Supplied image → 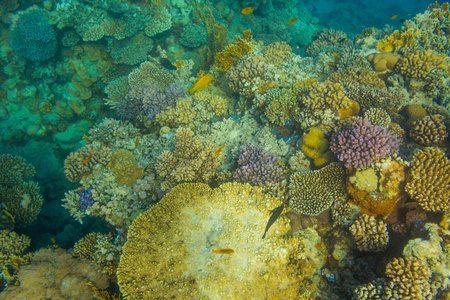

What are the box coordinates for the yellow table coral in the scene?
[118,182,311,299]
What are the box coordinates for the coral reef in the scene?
[0,230,32,287]
[180,23,207,48]
[74,232,119,275]
[106,33,153,65]
[405,148,450,212]
[305,29,352,57]
[253,88,299,126]
[288,163,347,216]
[363,108,391,128]
[0,154,43,228]
[409,114,448,146]
[214,31,253,71]
[396,49,448,81]
[108,150,144,186]
[155,127,221,191]
[10,6,56,61]
[330,118,399,168]
[0,248,109,299]
[233,144,285,186]
[366,52,401,73]
[349,214,389,252]
[118,182,310,299]
[385,257,433,299]
[300,127,333,167]
[226,56,268,99]
[64,144,112,182]
[128,61,175,91]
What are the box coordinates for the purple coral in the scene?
[116,83,186,120]
[78,188,94,210]
[143,83,187,118]
[330,118,399,168]
[233,144,285,186]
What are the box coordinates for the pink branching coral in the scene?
[330,118,399,168]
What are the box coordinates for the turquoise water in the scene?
[0,0,449,299]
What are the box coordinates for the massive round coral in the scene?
[118,182,307,299]
[330,118,399,168]
[10,7,56,61]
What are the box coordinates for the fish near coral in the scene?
[241,7,254,15]
[214,145,225,156]
[212,248,234,254]
[189,74,214,94]
[262,204,284,239]
[287,18,298,24]
[81,154,93,164]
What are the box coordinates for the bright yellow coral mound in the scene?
[117,182,307,299]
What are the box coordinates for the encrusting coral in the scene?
[349,214,389,252]
[107,150,144,186]
[155,127,221,191]
[0,248,109,299]
[117,182,309,299]
[405,147,450,212]
[288,162,347,216]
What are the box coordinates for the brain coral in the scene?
[288,162,347,216]
[118,182,307,299]
[10,7,56,61]
[330,118,399,168]
[155,127,221,191]
[405,147,450,212]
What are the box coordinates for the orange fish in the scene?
[287,18,298,24]
[82,135,91,144]
[212,248,234,254]
[135,135,140,148]
[391,15,398,20]
[241,7,254,15]
[51,238,56,244]
[189,74,214,94]
[81,153,93,164]
[214,145,225,156]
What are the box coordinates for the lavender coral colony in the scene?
[4,0,450,299]
[330,118,399,168]
[233,144,285,186]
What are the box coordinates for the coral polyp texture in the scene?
[349,214,389,252]
[330,118,399,168]
[385,257,433,299]
[155,127,221,191]
[288,162,347,216]
[233,144,285,186]
[10,6,56,61]
[405,148,450,212]
[117,182,307,299]
[409,114,448,146]
[0,230,32,287]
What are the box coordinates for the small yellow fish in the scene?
[51,238,56,244]
[391,15,398,20]
[81,153,93,164]
[214,145,225,156]
[241,7,254,15]
[82,135,91,144]
[287,18,298,24]
[212,248,234,254]
[189,74,214,94]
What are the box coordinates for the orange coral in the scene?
[214,32,253,71]
[108,150,144,186]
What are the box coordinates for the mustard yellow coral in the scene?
[155,127,221,191]
[376,29,419,53]
[214,32,253,71]
[405,148,450,212]
[108,150,144,186]
[396,49,448,81]
[117,182,306,299]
